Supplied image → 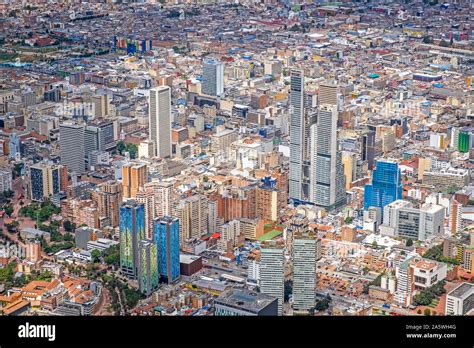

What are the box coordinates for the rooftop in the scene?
[214,288,277,313]
[448,282,474,299]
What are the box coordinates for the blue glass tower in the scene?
[120,201,145,279]
[364,161,402,213]
[154,216,180,284]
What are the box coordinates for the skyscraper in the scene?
[138,239,159,296]
[149,86,172,159]
[449,200,462,235]
[361,130,376,170]
[260,242,285,316]
[91,180,122,228]
[364,160,403,213]
[122,162,147,199]
[59,123,85,174]
[136,187,155,240]
[309,103,346,210]
[29,162,62,202]
[289,69,306,202]
[147,181,173,218]
[202,59,224,97]
[120,201,145,279]
[288,70,317,201]
[293,231,317,312]
[174,194,208,245]
[154,216,180,284]
[85,125,105,158]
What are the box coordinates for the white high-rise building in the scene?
[138,140,155,159]
[0,170,12,193]
[208,200,218,234]
[149,86,171,159]
[380,200,445,241]
[293,232,317,312]
[151,181,173,218]
[260,243,285,316]
[59,123,85,174]
[247,258,261,286]
[202,59,224,97]
[218,219,241,252]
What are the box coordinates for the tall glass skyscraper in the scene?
[364,160,403,213]
[154,216,180,284]
[120,201,145,279]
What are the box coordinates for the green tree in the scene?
[422,36,433,44]
[417,309,422,314]
[424,308,431,316]
[117,141,126,155]
[126,143,138,159]
[446,184,459,194]
[344,216,353,224]
[4,204,14,217]
[63,220,75,232]
[439,40,449,47]
[315,295,332,311]
[91,249,101,263]
[406,239,413,247]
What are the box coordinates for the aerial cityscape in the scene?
[0,0,474,318]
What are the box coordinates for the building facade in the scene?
[154,216,180,284]
[149,86,172,158]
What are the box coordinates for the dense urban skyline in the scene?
[0,0,473,318]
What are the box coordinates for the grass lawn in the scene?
[257,229,283,241]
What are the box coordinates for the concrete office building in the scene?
[149,86,172,158]
[59,123,86,174]
[445,283,474,315]
[75,227,95,250]
[0,169,12,193]
[29,162,63,202]
[293,231,317,312]
[214,289,278,316]
[202,59,224,97]
[260,242,285,316]
[380,200,444,241]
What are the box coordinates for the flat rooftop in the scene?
[448,283,474,299]
[214,289,276,313]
